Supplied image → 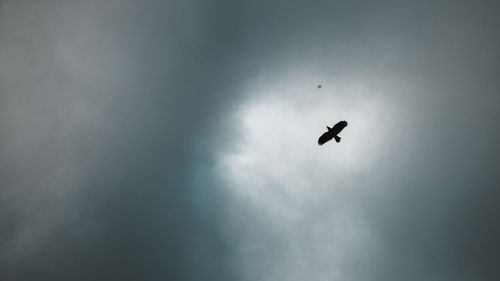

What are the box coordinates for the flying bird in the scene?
[318,120,348,145]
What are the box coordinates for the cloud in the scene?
[1,0,499,281]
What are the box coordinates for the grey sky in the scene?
[1,0,499,280]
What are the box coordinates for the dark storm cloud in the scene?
[0,1,327,279]
[0,1,246,279]
[1,0,499,281]
[356,3,500,280]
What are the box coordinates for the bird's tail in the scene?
[334,136,341,143]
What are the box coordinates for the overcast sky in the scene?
[1,0,499,280]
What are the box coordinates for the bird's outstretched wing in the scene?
[318,131,333,145]
[332,120,348,133]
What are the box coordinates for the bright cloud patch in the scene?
[217,74,401,281]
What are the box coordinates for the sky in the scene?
[1,0,499,280]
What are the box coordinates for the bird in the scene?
[317,85,322,89]
[318,120,348,145]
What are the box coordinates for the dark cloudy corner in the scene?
[1,0,500,280]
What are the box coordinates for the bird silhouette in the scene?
[318,120,348,145]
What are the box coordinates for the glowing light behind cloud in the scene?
[217,70,406,280]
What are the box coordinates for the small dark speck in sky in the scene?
[317,85,322,89]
